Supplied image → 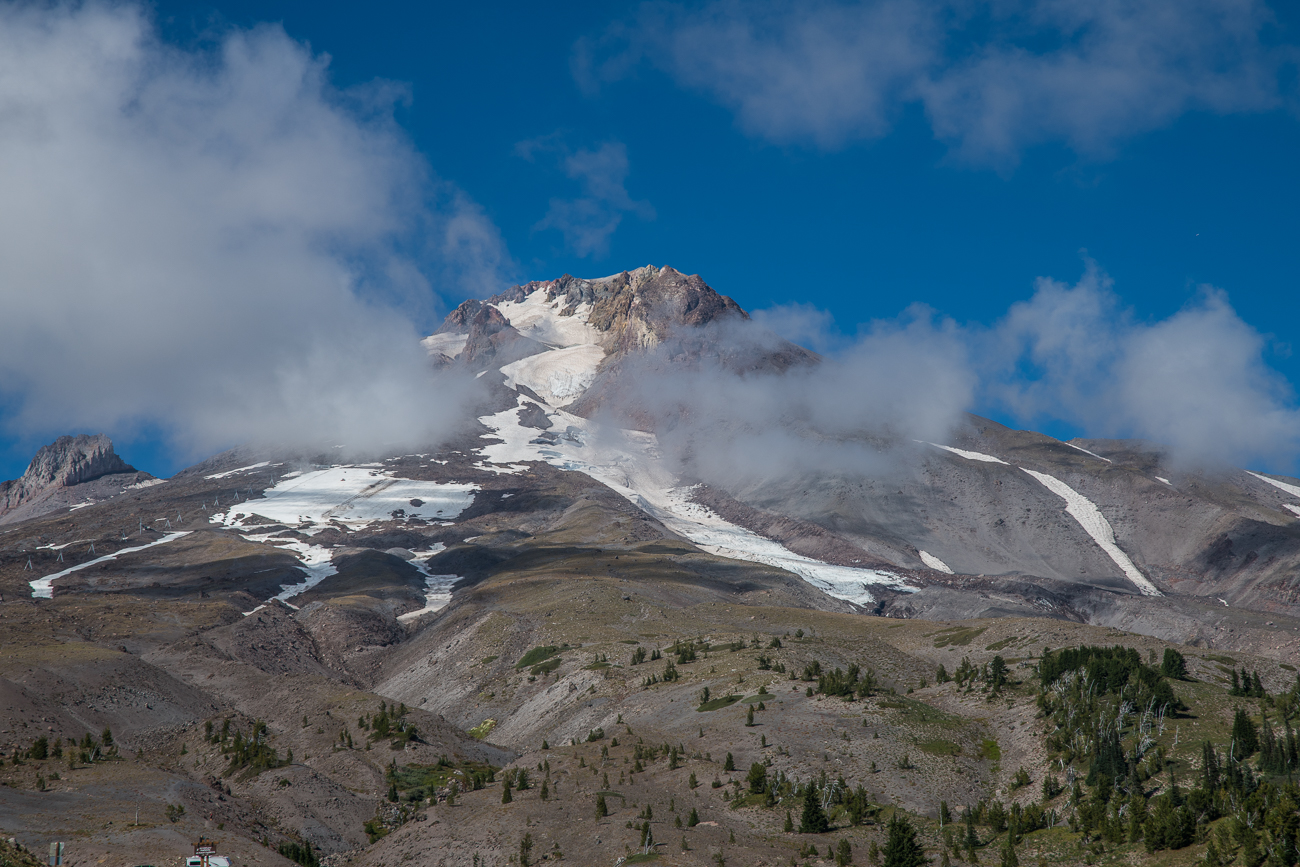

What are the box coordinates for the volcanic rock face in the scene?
[0,434,147,523]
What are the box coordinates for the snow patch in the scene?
[1156,477,1172,486]
[1020,468,1160,597]
[29,532,191,598]
[1285,504,1300,518]
[127,478,167,490]
[478,396,912,605]
[919,550,954,574]
[925,443,1008,465]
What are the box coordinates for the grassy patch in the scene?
[697,695,742,712]
[388,759,498,795]
[985,636,1018,652]
[481,655,498,665]
[1201,653,1237,666]
[468,719,497,740]
[933,627,986,648]
[979,738,1001,761]
[1281,663,1296,672]
[531,658,562,676]
[584,662,611,670]
[918,738,963,756]
[741,693,775,704]
[620,639,640,645]
[516,646,560,668]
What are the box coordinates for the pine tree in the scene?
[836,838,853,866]
[785,810,794,832]
[1000,837,1018,867]
[882,814,926,867]
[501,776,512,804]
[596,793,608,818]
[724,752,736,772]
[800,783,831,833]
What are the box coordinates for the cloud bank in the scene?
[0,3,509,464]
[603,262,1300,482]
[576,0,1296,165]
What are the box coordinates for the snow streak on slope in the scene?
[925,443,1008,464]
[29,532,191,598]
[398,546,456,623]
[1020,468,1160,596]
[479,396,912,605]
[1064,442,1112,462]
[1242,470,1300,504]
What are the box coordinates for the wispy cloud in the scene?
[0,3,506,463]
[517,136,655,257]
[577,0,1296,165]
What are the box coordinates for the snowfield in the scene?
[1020,468,1160,596]
[210,467,477,530]
[478,395,912,605]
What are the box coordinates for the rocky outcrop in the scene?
[0,434,146,522]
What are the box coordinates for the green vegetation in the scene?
[697,694,742,712]
[210,718,288,777]
[917,738,962,757]
[386,757,498,803]
[468,719,497,740]
[801,660,878,700]
[516,645,561,669]
[933,626,986,647]
[277,842,319,867]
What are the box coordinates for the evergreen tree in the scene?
[836,838,854,866]
[501,776,513,804]
[999,837,1018,867]
[724,752,736,772]
[800,784,831,833]
[1232,708,1260,757]
[882,814,926,867]
[1160,648,1187,679]
[595,792,607,818]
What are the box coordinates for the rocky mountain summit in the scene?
[0,433,152,525]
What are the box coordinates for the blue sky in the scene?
[1,0,1298,480]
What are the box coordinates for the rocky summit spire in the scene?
[0,434,137,518]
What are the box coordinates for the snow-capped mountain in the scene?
[425,265,1300,623]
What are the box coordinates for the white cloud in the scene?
[580,0,1295,164]
[987,264,1300,468]
[0,3,507,463]
[517,136,655,257]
